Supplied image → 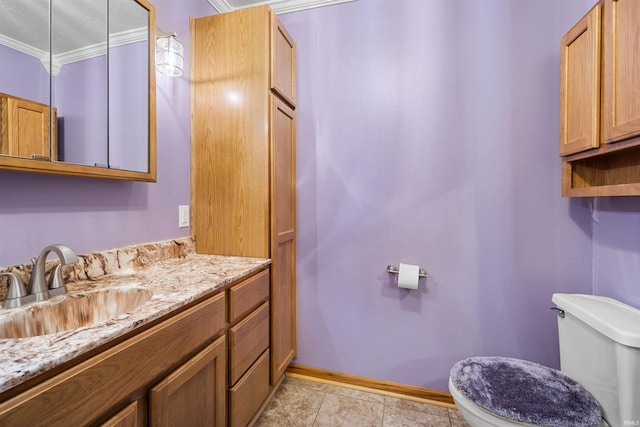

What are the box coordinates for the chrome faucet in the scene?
[1,244,79,309]
[29,244,79,301]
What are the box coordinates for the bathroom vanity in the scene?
[0,239,273,426]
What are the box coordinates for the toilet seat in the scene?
[449,357,601,427]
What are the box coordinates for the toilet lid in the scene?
[450,357,601,427]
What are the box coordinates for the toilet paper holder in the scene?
[386,264,428,278]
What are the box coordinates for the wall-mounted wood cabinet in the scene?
[191,5,297,386]
[0,93,57,161]
[560,0,640,196]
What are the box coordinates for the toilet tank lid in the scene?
[552,293,640,348]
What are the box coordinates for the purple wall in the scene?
[280,0,595,391]
[592,198,640,308]
[52,41,149,170]
[54,55,109,166]
[110,41,149,172]
[0,45,49,105]
[0,0,215,267]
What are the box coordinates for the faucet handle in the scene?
[1,272,34,309]
[48,265,67,297]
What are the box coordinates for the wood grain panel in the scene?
[0,94,53,160]
[603,0,640,143]
[229,302,270,385]
[270,96,297,384]
[559,4,601,156]
[150,336,226,427]
[191,7,271,258]
[271,14,296,108]
[0,293,225,426]
[228,269,270,323]
[229,350,270,427]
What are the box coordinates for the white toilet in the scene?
[449,293,640,427]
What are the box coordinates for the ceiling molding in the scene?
[207,0,356,14]
[1,27,147,76]
[55,27,147,66]
[0,33,46,62]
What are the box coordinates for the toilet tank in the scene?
[552,294,640,427]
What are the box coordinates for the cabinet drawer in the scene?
[228,269,269,324]
[229,350,270,427]
[228,302,269,385]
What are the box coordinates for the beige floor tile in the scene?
[323,384,387,404]
[284,375,330,392]
[384,396,450,418]
[383,406,451,427]
[313,393,384,427]
[254,382,325,427]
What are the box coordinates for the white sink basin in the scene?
[0,287,153,339]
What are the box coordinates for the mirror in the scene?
[0,0,156,181]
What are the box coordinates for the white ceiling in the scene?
[207,0,357,14]
[0,0,147,73]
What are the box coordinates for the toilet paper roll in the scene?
[398,263,419,290]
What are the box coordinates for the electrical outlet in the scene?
[178,205,190,228]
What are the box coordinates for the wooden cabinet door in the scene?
[271,14,296,108]
[149,336,227,427]
[603,0,640,143]
[559,4,601,156]
[270,96,296,384]
[0,95,54,159]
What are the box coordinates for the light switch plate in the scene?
[178,205,190,228]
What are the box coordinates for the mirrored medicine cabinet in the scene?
[0,0,156,181]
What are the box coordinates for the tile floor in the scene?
[254,374,471,427]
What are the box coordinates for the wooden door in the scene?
[271,14,296,108]
[603,0,640,143]
[1,94,54,159]
[559,4,601,156]
[270,96,296,384]
[190,9,271,258]
[149,336,226,427]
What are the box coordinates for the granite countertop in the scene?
[0,238,270,394]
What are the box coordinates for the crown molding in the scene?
[55,27,147,66]
[207,0,356,14]
[0,33,47,61]
[0,27,147,76]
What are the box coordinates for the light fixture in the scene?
[156,33,184,77]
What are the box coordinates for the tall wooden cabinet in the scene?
[560,0,640,196]
[191,5,297,386]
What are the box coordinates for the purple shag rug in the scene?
[450,357,601,427]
